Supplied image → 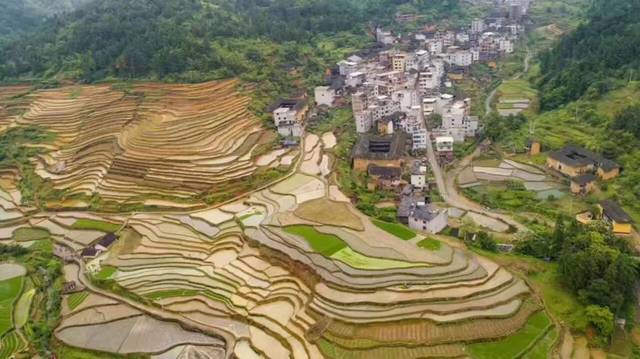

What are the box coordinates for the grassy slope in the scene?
[503,83,640,222]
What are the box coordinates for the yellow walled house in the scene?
[599,200,633,235]
[570,174,597,194]
[597,159,621,180]
[547,145,620,180]
[547,145,596,177]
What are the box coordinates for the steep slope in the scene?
[538,0,640,109]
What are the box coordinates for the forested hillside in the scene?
[0,0,91,42]
[538,0,640,109]
[0,0,465,82]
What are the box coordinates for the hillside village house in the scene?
[570,174,597,194]
[547,145,620,180]
[271,99,307,138]
[599,200,633,235]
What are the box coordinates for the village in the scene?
[269,0,634,240]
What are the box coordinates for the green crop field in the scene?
[13,286,34,328]
[523,327,558,359]
[0,276,24,336]
[71,219,121,233]
[468,311,551,359]
[11,228,50,242]
[418,238,441,251]
[93,266,117,280]
[284,225,347,256]
[67,291,89,311]
[372,220,416,240]
[0,330,25,359]
[331,247,425,270]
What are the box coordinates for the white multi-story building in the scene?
[499,39,514,54]
[471,19,485,34]
[354,110,373,133]
[273,107,303,137]
[412,129,428,151]
[435,136,454,152]
[426,39,443,55]
[448,48,473,67]
[411,164,428,188]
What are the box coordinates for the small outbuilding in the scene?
[570,174,597,194]
[599,200,633,235]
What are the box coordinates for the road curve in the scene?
[425,135,526,232]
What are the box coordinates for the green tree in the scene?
[585,305,614,342]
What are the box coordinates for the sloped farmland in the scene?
[0,80,277,206]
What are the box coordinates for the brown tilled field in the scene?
[0,80,275,205]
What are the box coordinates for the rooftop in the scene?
[548,145,601,167]
[411,204,442,221]
[368,165,402,178]
[600,200,632,224]
[353,132,406,161]
[571,174,597,185]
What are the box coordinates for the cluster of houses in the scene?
[546,145,633,235]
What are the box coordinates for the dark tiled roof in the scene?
[410,204,441,221]
[81,247,99,257]
[600,159,620,172]
[571,174,597,185]
[548,145,601,167]
[97,233,117,248]
[601,200,632,224]
[368,166,401,178]
[353,132,406,161]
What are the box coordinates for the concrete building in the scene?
[408,204,448,234]
[410,164,428,189]
[435,136,454,152]
[392,53,407,72]
[272,99,307,138]
[412,129,428,151]
[471,19,485,34]
[314,86,335,107]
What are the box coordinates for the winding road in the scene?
[424,136,526,232]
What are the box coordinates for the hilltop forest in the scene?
[538,0,640,109]
[0,0,468,83]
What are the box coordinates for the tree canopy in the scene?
[538,0,640,109]
[0,0,464,82]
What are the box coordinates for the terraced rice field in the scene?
[0,80,281,206]
[0,266,24,336]
[469,311,552,359]
[0,122,543,357]
[372,219,417,240]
